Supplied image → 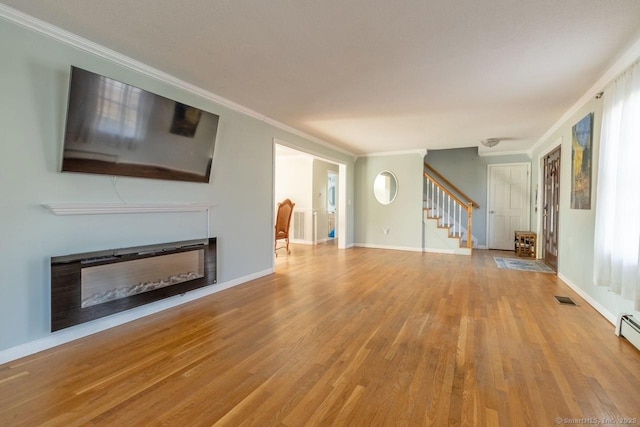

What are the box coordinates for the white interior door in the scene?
[488,163,531,250]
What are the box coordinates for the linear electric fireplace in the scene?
[51,238,216,331]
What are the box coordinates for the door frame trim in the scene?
[536,137,562,261]
[486,162,532,250]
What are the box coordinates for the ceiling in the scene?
[3,1,640,156]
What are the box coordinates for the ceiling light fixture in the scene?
[480,138,501,147]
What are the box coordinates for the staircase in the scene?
[423,162,479,255]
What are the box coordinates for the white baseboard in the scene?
[557,273,616,325]
[422,248,455,254]
[290,239,314,245]
[354,243,423,252]
[290,238,333,245]
[0,268,273,365]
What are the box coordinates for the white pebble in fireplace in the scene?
[81,250,205,308]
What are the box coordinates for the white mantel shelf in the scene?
[42,203,213,216]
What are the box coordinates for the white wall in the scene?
[274,154,314,242]
[275,155,313,211]
[0,17,354,352]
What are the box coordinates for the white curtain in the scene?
[593,59,640,310]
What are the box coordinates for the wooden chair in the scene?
[275,199,295,256]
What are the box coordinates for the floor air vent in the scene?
[555,296,578,306]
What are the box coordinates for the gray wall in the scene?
[425,147,530,247]
[530,94,640,322]
[355,154,424,250]
[0,19,354,351]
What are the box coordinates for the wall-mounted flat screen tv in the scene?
[62,66,219,183]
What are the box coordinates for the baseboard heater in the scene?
[616,314,640,352]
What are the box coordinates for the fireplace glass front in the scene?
[81,249,205,308]
[51,238,217,331]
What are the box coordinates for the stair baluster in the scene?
[423,163,479,251]
[441,188,445,226]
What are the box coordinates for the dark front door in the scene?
[543,146,561,271]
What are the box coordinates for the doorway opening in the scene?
[273,140,347,267]
[327,171,338,240]
[539,144,561,271]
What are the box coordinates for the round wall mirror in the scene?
[373,171,398,205]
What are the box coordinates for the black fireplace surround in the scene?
[51,238,217,331]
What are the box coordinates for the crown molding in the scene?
[477,148,531,158]
[356,148,427,159]
[42,203,213,215]
[0,4,354,159]
[527,35,640,157]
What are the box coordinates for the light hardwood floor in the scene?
[1,244,639,426]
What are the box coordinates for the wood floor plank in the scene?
[0,244,639,426]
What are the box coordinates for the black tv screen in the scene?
[62,67,219,183]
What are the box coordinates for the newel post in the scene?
[467,202,473,249]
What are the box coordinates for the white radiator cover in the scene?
[616,314,640,352]
[293,211,305,240]
[292,210,318,243]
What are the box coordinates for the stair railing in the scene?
[424,163,479,249]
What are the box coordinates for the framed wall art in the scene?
[571,112,593,209]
